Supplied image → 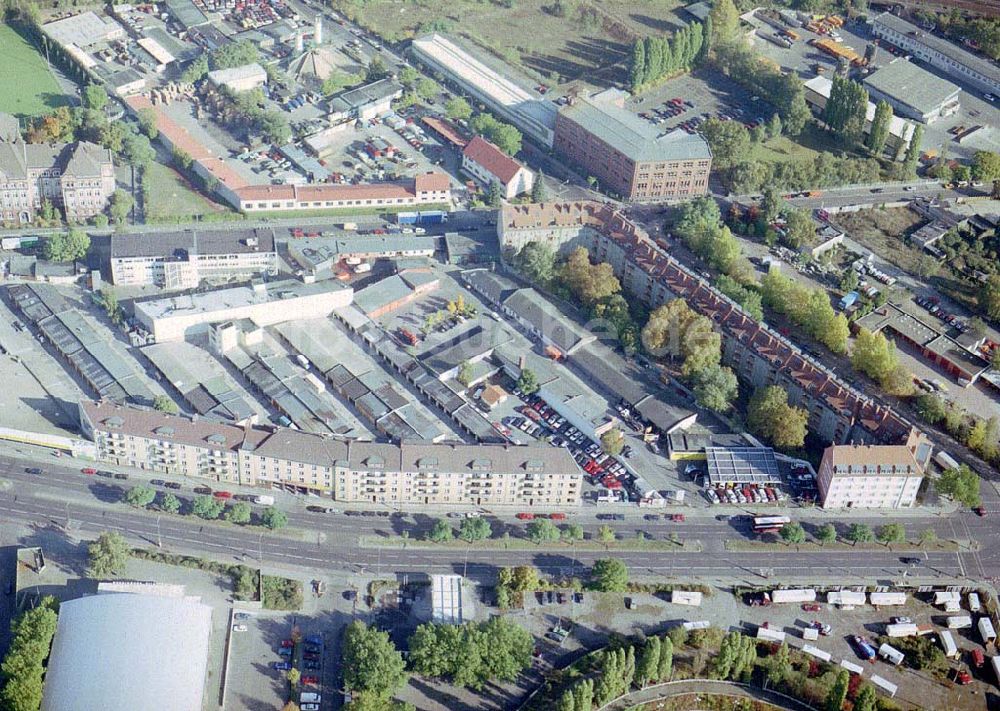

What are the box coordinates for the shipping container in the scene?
[840,659,865,675]
[771,589,816,603]
[802,644,832,662]
[969,593,982,612]
[940,630,960,659]
[828,590,866,606]
[885,623,919,638]
[871,674,897,697]
[979,617,997,644]
[934,451,960,470]
[869,592,907,606]
[992,655,1000,686]
[757,626,786,642]
[947,616,974,629]
[682,620,711,631]
[935,591,961,606]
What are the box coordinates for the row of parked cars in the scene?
[914,294,972,335]
[705,483,787,505]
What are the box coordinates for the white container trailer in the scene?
[869,592,907,606]
[757,626,786,642]
[992,656,1000,685]
[879,643,905,666]
[771,589,816,603]
[885,623,919,638]
[672,591,703,606]
[939,630,960,659]
[969,593,982,613]
[947,616,974,629]
[945,600,962,613]
[682,620,711,631]
[802,627,820,641]
[828,590,866,606]
[871,674,898,698]
[979,617,997,644]
[802,644,832,662]
[934,591,961,605]
[934,451,959,470]
[840,660,865,675]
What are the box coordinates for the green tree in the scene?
[637,636,661,687]
[43,228,90,262]
[746,386,808,449]
[398,66,419,87]
[936,464,981,507]
[700,117,750,169]
[560,247,621,306]
[136,107,159,139]
[854,684,878,711]
[491,123,523,156]
[98,287,123,326]
[457,360,474,386]
[526,519,561,544]
[530,171,546,202]
[160,492,181,514]
[512,241,556,285]
[978,274,1000,320]
[903,124,924,175]
[877,523,906,545]
[0,602,59,711]
[444,96,472,122]
[458,516,491,543]
[407,618,532,690]
[572,678,594,711]
[919,527,938,545]
[629,39,647,90]
[866,100,893,155]
[82,83,108,111]
[690,363,738,412]
[817,523,837,545]
[709,0,739,45]
[123,485,155,508]
[515,368,540,396]
[416,78,439,101]
[846,523,874,544]
[210,39,259,70]
[591,558,628,591]
[598,524,616,543]
[342,621,408,698]
[366,55,389,82]
[561,523,584,543]
[87,531,130,578]
[427,518,453,542]
[485,181,502,207]
[193,495,224,520]
[657,635,674,681]
[768,641,791,684]
[558,690,574,711]
[780,522,806,544]
[181,55,209,83]
[152,395,178,414]
[851,327,898,383]
[260,507,288,530]
[972,150,1000,182]
[782,208,816,249]
[225,502,252,524]
[600,427,625,456]
[825,669,850,711]
[915,392,947,424]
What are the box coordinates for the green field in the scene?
[333,0,685,86]
[143,161,231,223]
[0,24,70,118]
[748,123,852,167]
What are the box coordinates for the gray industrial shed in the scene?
[42,593,213,711]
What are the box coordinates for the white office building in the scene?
[817,435,926,509]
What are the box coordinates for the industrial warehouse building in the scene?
[862,59,961,124]
[42,591,213,711]
[803,76,915,154]
[872,13,1000,97]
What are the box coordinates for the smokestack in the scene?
[295,31,303,54]
[314,16,322,45]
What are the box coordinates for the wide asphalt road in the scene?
[0,452,991,587]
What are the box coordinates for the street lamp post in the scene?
[156,515,162,548]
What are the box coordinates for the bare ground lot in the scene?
[332,0,685,85]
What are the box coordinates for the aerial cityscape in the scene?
[0,0,998,708]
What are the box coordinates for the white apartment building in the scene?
[110,228,278,289]
[461,136,534,200]
[79,400,582,506]
[872,13,1000,97]
[817,436,926,509]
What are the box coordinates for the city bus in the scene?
[752,515,791,534]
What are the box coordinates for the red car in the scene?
[549,512,566,520]
[801,603,821,612]
[81,467,97,475]
[279,639,294,648]
[213,491,233,500]
[516,512,535,520]
[301,675,319,685]
[671,514,685,522]
[954,669,972,685]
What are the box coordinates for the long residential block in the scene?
[79,400,582,505]
[499,202,915,445]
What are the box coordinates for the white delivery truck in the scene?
[947,616,973,629]
[969,593,982,613]
[879,643,905,666]
[771,589,816,604]
[979,617,997,644]
[939,630,960,659]
[254,495,275,505]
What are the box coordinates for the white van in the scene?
[300,692,322,703]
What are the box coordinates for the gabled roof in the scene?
[462,135,524,185]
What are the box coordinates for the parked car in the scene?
[113,473,128,480]
[516,512,535,520]
[802,603,821,612]
[82,468,98,476]
[25,467,43,475]
[890,616,912,625]
[232,624,247,632]
[271,661,291,671]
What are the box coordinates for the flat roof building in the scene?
[817,432,928,509]
[328,78,403,122]
[42,11,126,48]
[554,90,711,202]
[803,76,915,154]
[872,12,1000,97]
[207,63,268,93]
[134,278,353,342]
[411,34,558,147]
[42,592,212,711]
[863,59,961,124]
[80,399,582,505]
[110,227,278,289]
[705,447,781,486]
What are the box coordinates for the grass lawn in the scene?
[748,124,856,168]
[143,161,230,222]
[332,0,684,85]
[0,24,70,119]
